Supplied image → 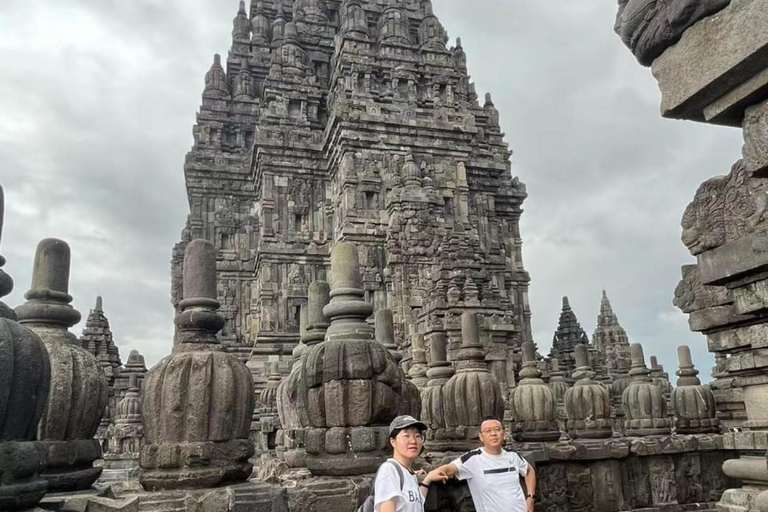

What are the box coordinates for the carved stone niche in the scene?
[15,238,108,493]
[622,344,672,436]
[0,185,52,511]
[140,240,255,491]
[565,344,612,439]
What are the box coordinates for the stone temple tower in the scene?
[172,0,531,387]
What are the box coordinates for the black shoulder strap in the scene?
[386,459,405,491]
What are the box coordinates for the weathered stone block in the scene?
[699,229,768,285]
[324,428,348,455]
[651,0,768,125]
[744,98,768,177]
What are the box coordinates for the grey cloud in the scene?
[0,0,745,376]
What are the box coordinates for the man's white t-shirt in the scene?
[451,447,530,512]
[374,458,424,512]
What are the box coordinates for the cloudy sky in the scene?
[0,0,743,378]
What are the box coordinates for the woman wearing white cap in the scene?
[374,415,449,512]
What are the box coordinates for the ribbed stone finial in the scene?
[0,185,13,312]
[95,296,103,313]
[16,238,81,329]
[511,341,559,442]
[328,242,362,291]
[519,341,540,379]
[629,343,649,377]
[182,239,217,301]
[294,303,309,360]
[305,280,330,345]
[140,239,254,490]
[175,239,224,345]
[29,238,72,296]
[622,343,671,436]
[461,311,480,347]
[375,309,401,362]
[430,332,448,365]
[676,345,701,386]
[457,312,485,371]
[574,344,589,369]
[650,355,659,368]
[565,344,611,439]
[671,345,718,434]
[15,238,107,492]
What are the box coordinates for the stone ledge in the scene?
[651,0,768,126]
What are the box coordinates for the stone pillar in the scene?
[547,357,569,422]
[375,309,401,363]
[0,185,52,511]
[511,342,560,442]
[671,345,719,434]
[375,309,420,416]
[255,361,282,454]
[622,344,671,436]
[140,239,255,491]
[408,334,429,388]
[422,333,455,450]
[278,288,330,469]
[290,243,417,476]
[16,238,108,492]
[565,344,612,439]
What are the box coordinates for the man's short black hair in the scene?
[480,416,504,428]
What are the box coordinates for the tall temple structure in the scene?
[172,0,532,385]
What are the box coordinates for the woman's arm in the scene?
[379,499,397,512]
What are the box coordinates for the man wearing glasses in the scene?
[431,416,536,512]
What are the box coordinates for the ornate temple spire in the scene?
[232,0,251,42]
[293,0,328,24]
[340,0,369,39]
[592,290,631,373]
[251,2,271,46]
[80,296,122,381]
[550,296,589,379]
[204,54,230,97]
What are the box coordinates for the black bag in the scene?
[358,460,405,512]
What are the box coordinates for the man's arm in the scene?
[419,464,456,498]
[525,465,536,512]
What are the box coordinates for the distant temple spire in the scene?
[80,296,121,378]
[592,290,631,373]
[549,296,589,379]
